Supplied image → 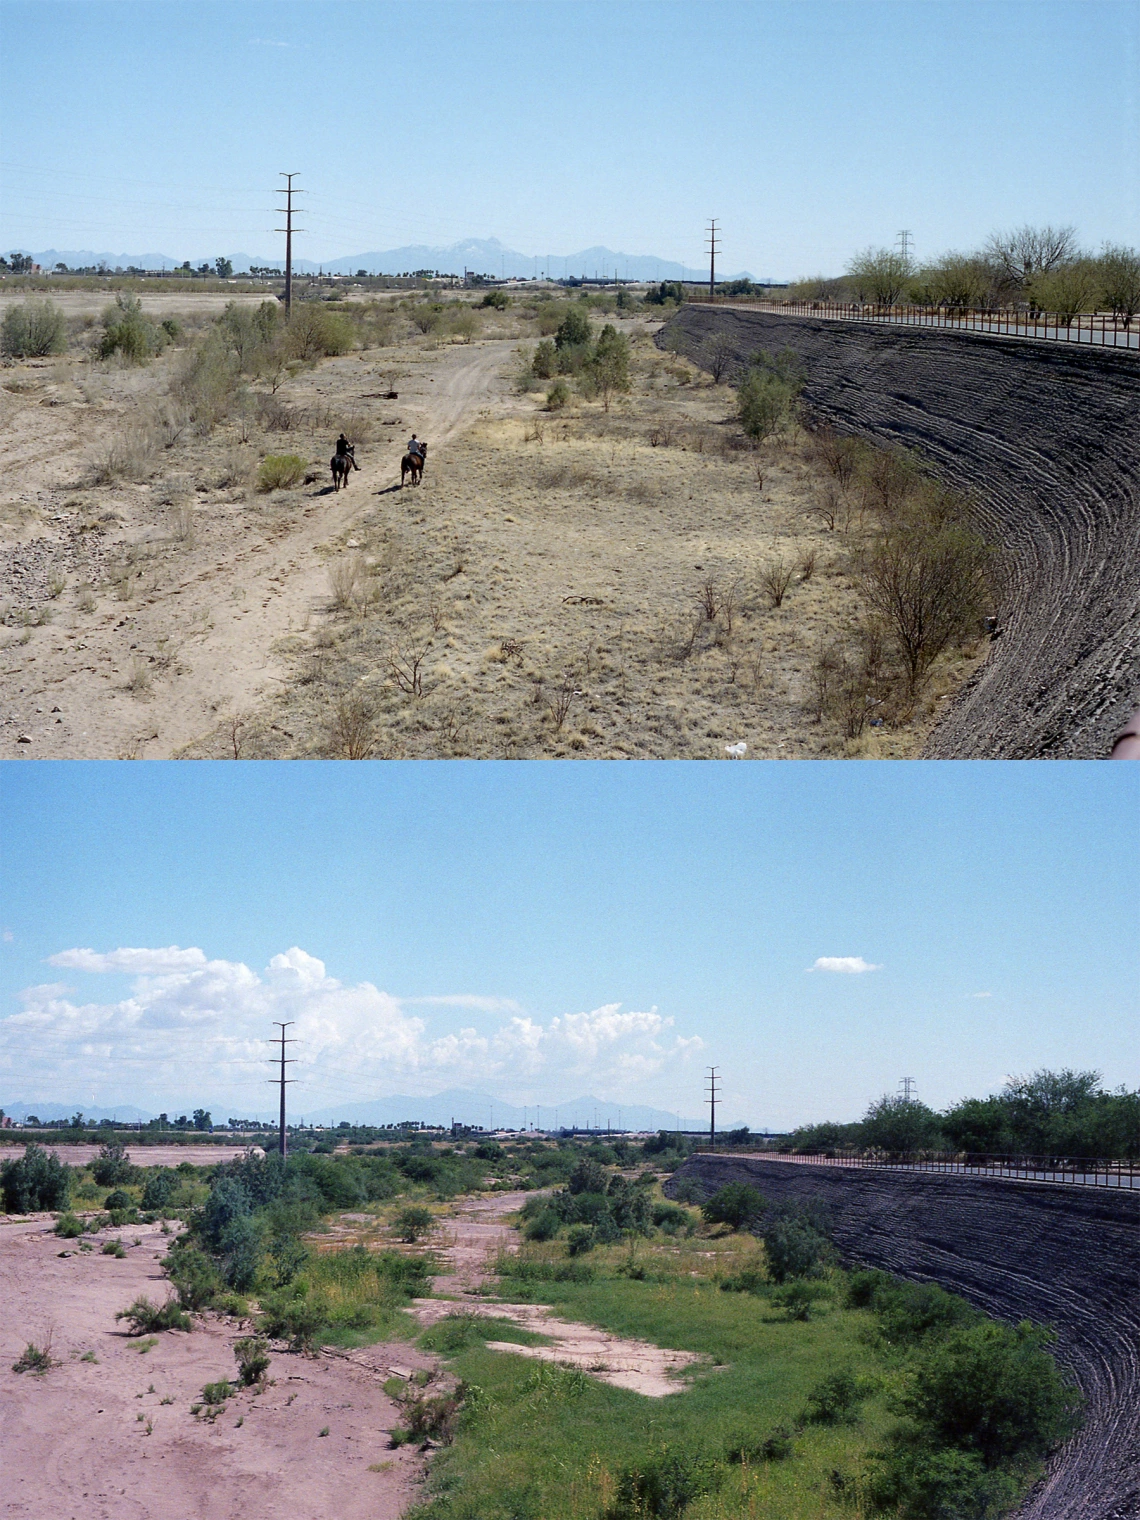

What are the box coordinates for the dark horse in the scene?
[401,442,428,487]
[330,444,359,491]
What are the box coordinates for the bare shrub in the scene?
[329,554,370,613]
[46,571,66,600]
[91,424,159,485]
[702,332,737,383]
[256,394,295,432]
[125,657,152,694]
[326,693,378,759]
[216,450,254,490]
[387,636,431,697]
[799,549,817,582]
[524,417,546,444]
[171,503,196,543]
[172,333,241,434]
[694,577,720,622]
[759,558,794,608]
[77,584,96,613]
[547,671,578,731]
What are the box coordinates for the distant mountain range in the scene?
[2,1088,758,1133]
[15,237,767,284]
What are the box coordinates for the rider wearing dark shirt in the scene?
[335,433,350,456]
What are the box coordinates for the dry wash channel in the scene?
[660,308,1140,758]
[669,1154,1140,1520]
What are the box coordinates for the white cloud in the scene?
[808,956,881,974]
[972,991,993,998]
[404,995,524,1014]
[1,945,700,1108]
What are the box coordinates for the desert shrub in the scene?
[12,1341,54,1374]
[774,1280,824,1320]
[555,307,591,349]
[866,1440,1020,1520]
[607,1446,722,1519]
[257,453,307,491]
[201,1378,232,1405]
[545,379,570,409]
[1,298,67,357]
[234,1335,270,1385]
[102,1239,126,1257]
[861,1276,982,1347]
[91,1140,136,1186]
[99,294,168,362]
[499,1252,596,1284]
[761,1205,834,1283]
[419,1312,488,1355]
[480,288,510,309]
[393,1205,435,1242]
[102,1188,133,1212]
[651,1202,690,1235]
[524,1208,561,1242]
[286,304,354,360]
[531,337,557,378]
[803,1369,867,1424]
[141,1170,179,1211]
[701,1182,767,1231]
[164,1245,224,1309]
[258,1289,325,1350]
[568,1158,608,1195]
[400,1391,463,1445]
[589,323,632,410]
[116,1295,191,1334]
[566,1223,597,1255]
[719,1268,767,1295]
[54,1212,85,1238]
[645,281,686,306]
[219,1214,261,1290]
[173,331,242,431]
[2,1143,71,1213]
[737,348,804,443]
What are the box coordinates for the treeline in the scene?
[790,1069,1140,1160]
[784,224,1140,325]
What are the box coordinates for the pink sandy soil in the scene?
[0,1214,430,1520]
[0,1144,259,1169]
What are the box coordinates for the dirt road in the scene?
[0,1214,426,1520]
[661,308,1140,758]
[3,340,514,758]
[672,1155,1140,1520]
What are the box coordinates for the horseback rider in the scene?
[407,433,424,459]
[335,432,351,457]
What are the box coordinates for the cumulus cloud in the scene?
[808,956,881,974]
[1,945,701,1108]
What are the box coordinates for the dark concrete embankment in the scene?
[669,1155,1140,1519]
[658,308,1140,758]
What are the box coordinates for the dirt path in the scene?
[404,1192,707,1397]
[3,340,514,758]
[0,1214,426,1520]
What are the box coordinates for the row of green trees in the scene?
[786,225,1140,325]
[790,1069,1140,1159]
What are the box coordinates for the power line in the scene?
[267,1022,298,1156]
[706,1065,721,1149]
[275,173,304,317]
[706,219,720,300]
[899,1076,918,1103]
[896,229,914,264]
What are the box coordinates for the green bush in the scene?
[116,1295,192,1334]
[12,1341,54,1374]
[201,1377,232,1405]
[803,1369,867,1424]
[2,1143,71,1212]
[480,289,510,309]
[761,1207,834,1283]
[774,1280,821,1320]
[393,1205,435,1242]
[141,1170,179,1211]
[1,298,67,357]
[566,1223,596,1256]
[531,338,557,379]
[101,1239,126,1258]
[701,1183,767,1231]
[234,1335,270,1385]
[419,1312,487,1355]
[867,1437,1021,1520]
[102,1188,133,1212]
[164,1245,223,1310]
[54,1213,84,1238]
[726,1426,794,1463]
[555,307,592,349]
[99,294,168,363]
[257,453,307,492]
[545,379,570,410]
[92,1140,136,1186]
[607,1446,722,1519]
[719,1268,767,1296]
[524,1208,561,1242]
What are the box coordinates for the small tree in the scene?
[215,257,233,279]
[1028,260,1100,326]
[701,1183,767,1231]
[590,324,631,411]
[984,224,1079,290]
[92,1139,134,1186]
[862,1094,943,1154]
[1,1143,71,1213]
[846,248,912,305]
[554,307,591,349]
[1097,244,1140,326]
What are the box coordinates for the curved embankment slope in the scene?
[669,1155,1140,1520]
[658,308,1140,758]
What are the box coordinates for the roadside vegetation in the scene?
[786,1068,1140,1160]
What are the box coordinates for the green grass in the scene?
[413,1238,897,1520]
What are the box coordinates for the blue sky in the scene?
[2,0,1136,276]
[1,762,1135,1127]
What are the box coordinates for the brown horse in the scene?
[400,442,428,486]
[331,445,359,491]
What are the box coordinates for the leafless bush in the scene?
[216,450,254,490]
[547,671,578,731]
[125,656,152,694]
[46,571,66,600]
[759,558,794,608]
[255,394,296,432]
[538,461,600,490]
[694,577,720,623]
[647,423,675,448]
[813,426,866,492]
[387,636,431,696]
[702,333,737,383]
[524,418,546,444]
[77,584,96,613]
[799,549,817,582]
[329,554,370,613]
[171,503,196,544]
[326,692,378,758]
[812,624,893,737]
[91,424,159,485]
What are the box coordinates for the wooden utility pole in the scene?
[706,1066,721,1148]
[276,174,302,317]
[268,1021,297,1156]
[707,219,720,301]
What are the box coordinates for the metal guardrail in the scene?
[683,295,1140,352]
[690,1148,1139,1190]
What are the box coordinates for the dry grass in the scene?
[196,334,986,758]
